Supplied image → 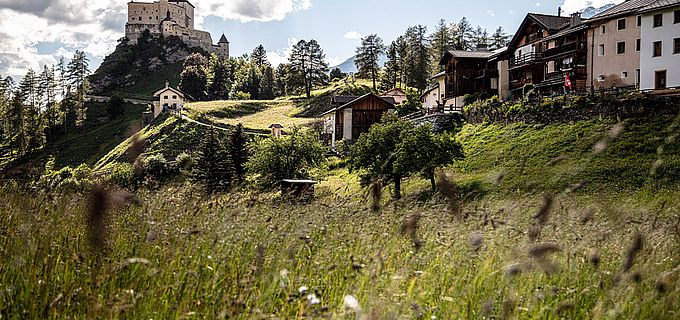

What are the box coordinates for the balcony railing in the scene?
[545,66,587,81]
[509,53,544,68]
[544,41,587,58]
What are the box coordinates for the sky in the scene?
[0,0,624,80]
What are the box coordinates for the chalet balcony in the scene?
[544,41,587,58]
[509,53,544,69]
[544,66,587,81]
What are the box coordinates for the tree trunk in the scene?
[430,173,437,192]
[394,175,402,200]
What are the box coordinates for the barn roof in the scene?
[322,93,396,116]
[269,124,284,129]
[332,95,396,105]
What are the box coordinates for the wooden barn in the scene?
[322,93,397,147]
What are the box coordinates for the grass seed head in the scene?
[87,185,110,251]
[588,248,601,267]
[370,179,382,213]
[529,242,562,259]
[622,231,643,273]
[469,231,484,252]
[533,194,553,225]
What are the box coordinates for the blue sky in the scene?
[0,0,622,79]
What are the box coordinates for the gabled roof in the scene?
[382,88,406,96]
[332,95,396,105]
[431,71,446,80]
[507,13,570,49]
[639,0,680,14]
[588,0,657,22]
[439,50,495,65]
[153,86,191,100]
[322,93,396,116]
[269,124,284,129]
[218,34,229,44]
[542,24,589,41]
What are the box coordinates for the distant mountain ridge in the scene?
[330,53,388,74]
[581,3,617,18]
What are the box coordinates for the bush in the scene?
[247,129,326,189]
[142,154,175,182]
[233,91,251,100]
[36,163,93,192]
[107,162,138,188]
[107,95,126,119]
[176,152,195,173]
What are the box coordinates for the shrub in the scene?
[247,128,326,189]
[142,154,175,182]
[192,129,234,193]
[233,91,251,100]
[175,152,195,173]
[107,162,137,188]
[36,163,93,192]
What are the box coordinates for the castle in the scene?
[125,0,229,59]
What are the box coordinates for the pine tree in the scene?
[66,51,90,127]
[456,17,475,50]
[354,34,385,91]
[289,39,329,97]
[404,25,430,92]
[250,45,270,67]
[394,36,408,88]
[380,42,399,91]
[179,53,209,101]
[228,123,249,183]
[209,57,232,99]
[430,19,454,73]
[274,63,291,97]
[472,26,490,50]
[19,69,44,151]
[259,65,275,100]
[192,128,234,193]
[56,57,67,98]
[491,26,510,50]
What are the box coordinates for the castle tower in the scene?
[159,0,169,19]
[217,34,230,59]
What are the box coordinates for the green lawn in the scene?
[184,100,316,131]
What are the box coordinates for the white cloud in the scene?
[561,0,624,14]
[326,56,344,68]
[343,31,363,40]
[267,37,299,67]
[0,1,126,77]
[195,0,312,25]
[535,2,542,7]
[487,10,496,17]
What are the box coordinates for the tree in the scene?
[107,95,125,119]
[380,42,399,91]
[430,19,455,73]
[259,65,275,100]
[330,68,345,81]
[473,26,490,50]
[491,26,510,50]
[355,34,385,91]
[456,17,475,51]
[208,55,232,100]
[192,128,234,193]
[288,39,329,97]
[404,25,430,92]
[66,51,90,127]
[348,114,414,199]
[246,128,325,189]
[228,123,249,183]
[233,62,261,100]
[395,88,422,116]
[19,69,45,151]
[179,53,209,101]
[394,126,463,191]
[274,63,291,97]
[250,45,270,67]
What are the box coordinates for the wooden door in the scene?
[655,70,667,90]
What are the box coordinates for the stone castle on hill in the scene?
[125,0,229,59]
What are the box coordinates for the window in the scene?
[653,41,663,57]
[674,38,680,54]
[621,71,628,78]
[637,15,642,27]
[653,14,663,27]
[172,95,177,99]
[600,25,606,34]
[164,96,169,100]
[617,41,626,54]
[598,75,606,82]
[636,39,641,52]
[675,10,680,24]
[618,18,626,30]
[598,44,605,56]
[636,69,640,86]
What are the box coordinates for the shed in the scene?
[321,93,396,147]
[269,124,284,138]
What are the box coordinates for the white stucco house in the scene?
[152,81,189,118]
[639,0,680,91]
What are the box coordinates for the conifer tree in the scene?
[228,123,249,183]
[259,65,275,100]
[209,57,232,99]
[491,26,510,50]
[192,128,234,193]
[19,69,44,151]
[250,45,270,67]
[289,39,329,97]
[430,19,455,73]
[380,42,399,91]
[66,51,90,127]
[354,34,385,91]
[179,53,209,101]
[456,17,475,50]
[404,25,430,92]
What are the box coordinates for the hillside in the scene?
[89,35,206,99]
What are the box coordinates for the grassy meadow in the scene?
[2,111,680,319]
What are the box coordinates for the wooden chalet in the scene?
[322,93,397,147]
[504,13,571,95]
[439,50,499,109]
[539,13,589,93]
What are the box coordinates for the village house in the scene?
[322,93,397,147]
[152,81,189,118]
[639,0,680,92]
[538,13,589,93]
[126,0,230,59]
[500,13,571,98]
[586,0,656,91]
[438,50,500,110]
[381,88,408,105]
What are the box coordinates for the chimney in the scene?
[558,7,562,17]
[570,12,582,27]
[165,80,169,88]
